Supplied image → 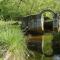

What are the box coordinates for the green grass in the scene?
[0,21,27,60]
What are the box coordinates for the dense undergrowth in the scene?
[0,21,27,60]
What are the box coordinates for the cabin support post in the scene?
[41,14,44,32]
[58,14,60,32]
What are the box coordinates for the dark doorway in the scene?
[40,9,56,33]
[43,12,53,32]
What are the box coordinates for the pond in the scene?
[28,51,60,60]
[27,33,60,60]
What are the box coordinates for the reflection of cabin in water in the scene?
[22,9,60,35]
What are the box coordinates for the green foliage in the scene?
[0,21,27,60]
[0,0,60,20]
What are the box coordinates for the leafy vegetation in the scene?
[0,21,27,60]
[0,0,60,20]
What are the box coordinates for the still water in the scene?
[28,51,60,60]
[28,33,60,60]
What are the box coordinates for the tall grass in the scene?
[0,21,27,60]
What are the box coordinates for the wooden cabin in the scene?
[22,10,60,34]
[22,14,44,35]
[21,9,60,52]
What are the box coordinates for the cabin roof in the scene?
[21,9,57,21]
[22,13,41,21]
[22,13,41,18]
